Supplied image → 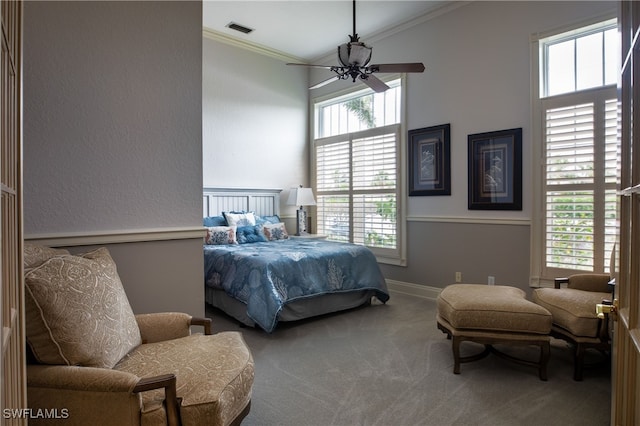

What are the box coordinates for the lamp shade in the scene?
[338,42,372,67]
[287,187,316,207]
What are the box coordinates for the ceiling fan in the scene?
[287,0,425,93]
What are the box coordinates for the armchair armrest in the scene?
[554,277,568,289]
[28,365,182,426]
[28,364,140,392]
[190,317,213,335]
[136,312,193,343]
[136,313,213,343]
[133,374,180,426]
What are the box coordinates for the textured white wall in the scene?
[23,1,205,316]
[24,1,203,235]
[202,37,309,218]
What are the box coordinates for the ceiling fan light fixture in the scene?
[350,43,372,67]
[338,42,372,67]
[286,0,424,93]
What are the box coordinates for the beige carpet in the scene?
[208,291,610,426]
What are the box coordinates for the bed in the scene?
[203,188,390,332]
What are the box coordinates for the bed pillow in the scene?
[223,211,256,227]
[236,225,268,244]
[256,214,281,225]
[24,248,141,368]
[263,222,289,241]
[205,226,238,245]
[203,215,227,227]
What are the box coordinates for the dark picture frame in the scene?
[467,128,522,210]
[408,123,451,196]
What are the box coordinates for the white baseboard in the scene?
[386,279,442,300]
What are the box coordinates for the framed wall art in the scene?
[467,127,522,210]
[408,123,451,196]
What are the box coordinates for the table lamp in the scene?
[287,186,316,235]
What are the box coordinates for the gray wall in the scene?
[23,1,205,315]
[311,1,616,294]
[22,1,617,315]
[379,221,531,295]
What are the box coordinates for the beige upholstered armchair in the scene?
[24,244,254,426]
[532,273,614,381]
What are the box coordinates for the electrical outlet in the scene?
[455,272,462,283]
[488,276,495,285]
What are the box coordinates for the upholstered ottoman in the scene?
[436,284,553,380]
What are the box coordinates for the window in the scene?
[542,23,618,97]
[534,19,618,280]
[313,79,404,264]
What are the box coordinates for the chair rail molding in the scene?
[25,226,206,247]
[406,215,531,226]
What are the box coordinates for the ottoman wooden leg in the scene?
[452,336,492,374]
[452,336,461,374]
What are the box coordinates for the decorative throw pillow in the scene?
[23,243,70,270]
[203,215,227,227]
[24,248,141,368]
[236,225,268,244]
[205,226,238,245]
[223,211,256,227]
[263,222,289,241]
[256,214,281,225]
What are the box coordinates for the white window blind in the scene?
[315,125,400,257]
[313,77,404,264]
[543,92,618,273]
[532,19,620,283]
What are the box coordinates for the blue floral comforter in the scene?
[204,239,389,332]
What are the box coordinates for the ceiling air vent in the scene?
[226,22,254,34]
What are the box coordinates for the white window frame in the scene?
[530,15,618,287]
[310,75,407,266]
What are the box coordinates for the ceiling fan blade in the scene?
[287,63,334,70]
[369,63,426,73]
[309,75,340,90]
[362,74,390,93]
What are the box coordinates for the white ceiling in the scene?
[203,1,452,63]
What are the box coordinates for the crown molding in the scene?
[310,1,472,64]
[203,28,307,64]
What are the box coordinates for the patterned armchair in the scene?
[24,244,254,426]
[532,273,614,381]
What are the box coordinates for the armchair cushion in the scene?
[115,332,254,426]
[532,288,610,338]
[25,248,141,368]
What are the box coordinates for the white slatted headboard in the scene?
[203,188,282,218]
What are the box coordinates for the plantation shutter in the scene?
[543,89,617,274]
[316,139,351,240]
[352,131,397,248]
[315,125,400,256]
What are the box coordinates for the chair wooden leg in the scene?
[539,342,550,381]
[574,343,586,381]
